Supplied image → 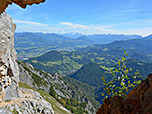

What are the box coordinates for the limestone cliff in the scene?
[0,0,45,13]
[96,74,152,114]
[0,88,55,114]
[0,0,45,102]
[0,11,19,100]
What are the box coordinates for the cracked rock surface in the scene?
[0,11,19,101]
[0,88,55,114]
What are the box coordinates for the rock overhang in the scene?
[0,0,45,13]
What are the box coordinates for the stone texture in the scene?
[0,0,45,13]
[0,88,55,114]
[0,0,45,102]
[0,11,19,101]
[96,74,152,114]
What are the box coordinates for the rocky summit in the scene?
[96,74,152,114]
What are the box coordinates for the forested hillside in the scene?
[15,32,142,60]
[25,34,152,75]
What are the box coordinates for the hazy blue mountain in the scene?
[61,32,83,38]
[77,34,142,44]
[14,32,142,60]
[15,32,92,60]
[23,34,152,105]
[25,34,152,75]
[77,34,152,63]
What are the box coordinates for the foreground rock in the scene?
[0,11,19,101]
[0,0,45,13]
[96,74,152,114]
[0,88,54,114]
[0,0,45,101]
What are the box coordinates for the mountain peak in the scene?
[69,62,107,87]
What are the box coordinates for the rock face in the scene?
[0,88,55,114]
[0,11,19,101]
[18,62,96,114]
[0,0,45,101]
[0,0,45,13]
[96,74,152,114]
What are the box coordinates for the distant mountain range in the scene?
[15,32,142,60]
[25,33,152,75]
[24,34,152,105]
[60,32,83,38]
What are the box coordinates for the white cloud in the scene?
[15,22,65,34]
[14,20,152,36]
[117,28,152,37]
[14,20,48,26]
[59,22,89,29]
[59,22,116,34]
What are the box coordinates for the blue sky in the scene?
[7,0,152,36]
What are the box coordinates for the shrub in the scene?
[101,51,142,100]
[49,86,57,98]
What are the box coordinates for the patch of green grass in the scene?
[13,108,18,114]
[103,48,109,51]
[54,60,62,65]
[60,52,69,54]
[19,81,34,90]
[71,55,82,59]
[5,99,11,102]
[96,57,105,61]
[90,58,95,62]
[138,63,144,65]
[31,60,38,63]
[57,97,88,114]
[100,65,114,71]
[130,47,134,49]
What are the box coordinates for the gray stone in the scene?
[0,88,55,114]
[0,11,19,100]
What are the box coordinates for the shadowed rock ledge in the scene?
[0,0,45,13]
[96,74,152,114]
